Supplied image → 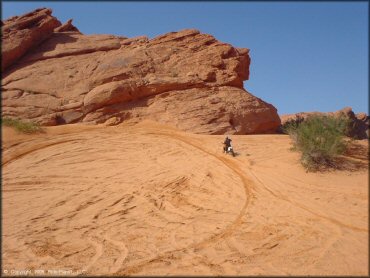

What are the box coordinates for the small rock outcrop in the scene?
[2,8,281,134]
[280,107,369,139]
[54,19,80,33]
[1,8,61,71]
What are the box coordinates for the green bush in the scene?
[1,117,44,134]
[286,115,350,171]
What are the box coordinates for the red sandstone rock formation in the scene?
[1,8,61,71]
[54,19,80,33]
[2,8,281,134]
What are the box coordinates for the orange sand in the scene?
[2,121,368,275]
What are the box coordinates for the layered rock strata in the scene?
[2,8,281,134]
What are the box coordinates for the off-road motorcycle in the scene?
[223,145,235,157]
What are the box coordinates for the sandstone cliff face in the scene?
[2,8,281,134]
[280,107,369,139]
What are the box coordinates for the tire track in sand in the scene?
[2,138,85,167]
[103,233,129,273]
[247,169,367,233]
[166,133,252,249]
[117,130,254,275]
[86,236,104,273]
[3,127,253,275]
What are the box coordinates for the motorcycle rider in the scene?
[223,136,232,153]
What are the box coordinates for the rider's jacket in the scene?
[224,138,232,147]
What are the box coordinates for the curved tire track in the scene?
[117,130,254,275]
[2,137,85,167]
[4,127,250,275]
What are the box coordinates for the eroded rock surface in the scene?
[2,8,281,134]
[1,8,61,71]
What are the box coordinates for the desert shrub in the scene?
[1,117,44,134]
[286,115,350,171]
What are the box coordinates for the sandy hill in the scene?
[2,7,368,277]
[2,121,368,275]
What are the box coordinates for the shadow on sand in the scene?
[319,141,369,172]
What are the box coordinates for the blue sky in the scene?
[2,1,368,115]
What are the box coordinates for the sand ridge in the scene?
[2,121,368,275]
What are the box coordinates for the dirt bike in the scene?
[223,145,235,157]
